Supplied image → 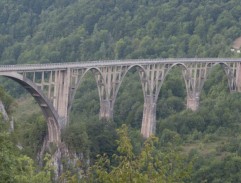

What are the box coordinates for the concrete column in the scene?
[93,66,128,121]
[141,96,156,138]
[138,64,168,138]
[187,94,200,111]
[53,69,71,128]
[236,62,241,92]
[183,63,209,111]
[99,100,113,120]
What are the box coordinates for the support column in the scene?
[235,62,241,92]
[99,100,113,120]
[93,66,128,121]
[139,64,169,138]
[141,96,156,138]
[53,69,71,128]
[223,62,239,92]
[187,94,200,111]
[183,63,209,111]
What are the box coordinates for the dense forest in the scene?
[1,0,241,182]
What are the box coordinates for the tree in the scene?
[84,125,192,183]
[0,125,53,183]
[0,132,16,183]
[14,155,53,183]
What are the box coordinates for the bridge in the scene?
[1,58,241,144]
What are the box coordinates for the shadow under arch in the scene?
[155,63,188,103]
[68,67,106,117]
[156,63,187,119]
[113,64,145,128]
[114,64,148,100]
[207,62,236,92]
[0,72,60,143]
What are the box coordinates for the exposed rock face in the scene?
[39,135,86,180]
[38,136,64,178]
[0,100,9,121]
[0,99,14,132]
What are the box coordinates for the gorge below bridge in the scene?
[1,58,241,145]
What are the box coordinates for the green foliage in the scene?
[15,113,47,158]
[86,120,118,160]
[62,122,89,155]
[84,125,192,183]
[0,86,15,114]
[0,126,53,183]
[193,155,241,182]
[0,131,16,183]
[14,154,53,183]
[1,0,241,64]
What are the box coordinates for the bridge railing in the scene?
[1,58,241,72]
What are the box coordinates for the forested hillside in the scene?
[1,0,241,182]
[1,0,241,64]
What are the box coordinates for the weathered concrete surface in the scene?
[99,100,113,120]
[187,95,199,111]
[236,62,241,92]
[141,96,156,138]
[53,69,71,128]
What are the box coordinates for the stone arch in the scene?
[0,72,60,143]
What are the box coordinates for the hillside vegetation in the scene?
[0,0,241,182]
[1,0,241,64]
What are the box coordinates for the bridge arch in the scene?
[113,65,146,127]
[115,64,147,99]
[68,67,106,114]
[0,72,60,143]
[207,62,236,92]
[68,64,148,122]
[155,63,187,103]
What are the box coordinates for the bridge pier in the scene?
[183,63,209,111]
[99,99,113,120]
[93,66,128,121]
[53,69,71,128]
[141,96,156,138]
[236,63,241,92]
[187,94,200,111]
[139,64,168,138]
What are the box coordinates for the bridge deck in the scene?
[1,58,241,71]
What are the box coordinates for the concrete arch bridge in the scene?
[1,58,241,144]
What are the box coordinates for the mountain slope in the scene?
[1,0,241,64]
